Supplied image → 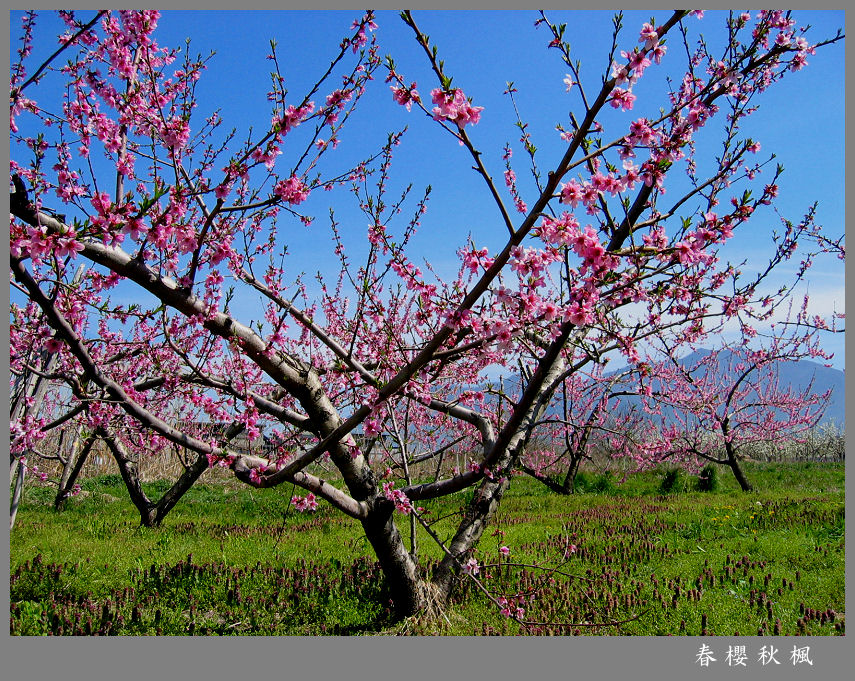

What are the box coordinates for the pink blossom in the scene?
[214,182,233,201]
[639,22,659,48]
[115,153,135,177]
[382,481,414,514]
[391,83,420,110]
[9,93,37,134]
[349,13,377,52]
[624,49,651,75]
[122,218,147,241]
[55,235,85,258]
[674,240,705,265]
[292,492,318,512]
[566,302,593,327]
[775,31,792,47]
[275,102,314,134]
[609,88,635,111]
[462,557,480,575]
[45,337,63,353]
[23,224,51,261]
[274,176,310,205]
[363,416,382,437]
[628,118,656,146]
[251,144,281,171]
[611,60,630,86]
[460,245,493,274]
[325,88,353,109]
[430,88,483,128]
[160,116,190,150]
[650,42,667,64]
[559,180,584,207]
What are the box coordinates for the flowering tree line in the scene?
[10,10,843,619]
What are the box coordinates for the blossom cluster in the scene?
[558,165,641,215]
[274,176,310,205]
[292,492,319,512]
[607,22,668,111]
[348,12,378,53]
[502,146,527,214]
[497,594,528,619]
[383,481,420,514]
[391,82,421,111]
[430,88,483,128]
[462,557,480,575]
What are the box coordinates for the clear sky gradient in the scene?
[10,10,846,367]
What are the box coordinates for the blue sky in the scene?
[11,10,846,367]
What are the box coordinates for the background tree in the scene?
[519,367,642,494]
[620,328,833,491]
[10,10,843,618]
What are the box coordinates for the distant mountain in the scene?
[775,359,844,427]
[479,349,845,430]
[611,349,845,430]
[679,350,844,429]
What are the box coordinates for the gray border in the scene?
[4,2,849,680]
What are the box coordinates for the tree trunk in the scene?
[10,459,25,530]
[431,474,513,602]
[10,346,59,526]
[295,373,426,618]
[723,424,753,492]
[55,431,97,511]
[360,499,427,618]
[150,450,210,523]
[99,426,213,527]
[431,354,569,602]
[521,463,568,494]
[97,428,156,525]
[561,453,583,494]
[728,455,754,492]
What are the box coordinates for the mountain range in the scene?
[613,349,845,430]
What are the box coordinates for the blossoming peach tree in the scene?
[10,10,843,618]
[608,325,836,491]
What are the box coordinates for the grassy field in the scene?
[9,461,845,636]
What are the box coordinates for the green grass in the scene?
[9,461,844,635]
